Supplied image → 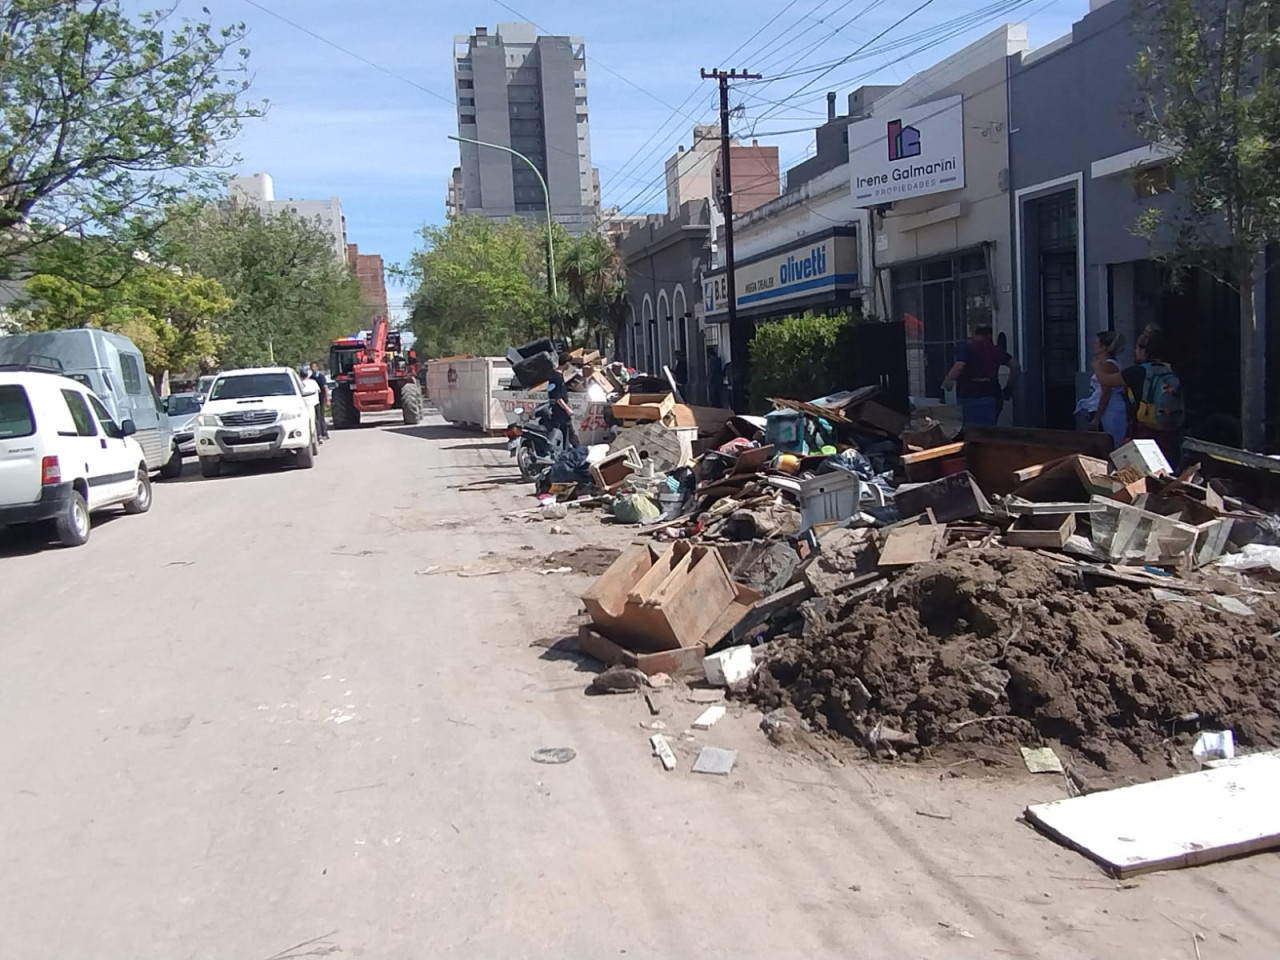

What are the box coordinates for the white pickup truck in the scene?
[195,367,320,478]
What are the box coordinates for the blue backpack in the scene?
[1136,362,1185,432]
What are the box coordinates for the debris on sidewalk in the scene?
[588,665,651,694]
[692,705,727,730]
[703,645,756,687]
[650,734,678,771]
[1020,746,1065,774]
[692,745,737,776]
[531,747,577,765]
[1025,752,1280,877]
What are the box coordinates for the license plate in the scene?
[507,439,519,453]
[241,430,262,439]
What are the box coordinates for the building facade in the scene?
[621,200,714,399]
[229,173,348,263]
[1007,0,1277,440]
[664,125,781,218]
[851,25,1028,412]
[452,23,599,236]
[445,167,465,219]
[345,244,389,324]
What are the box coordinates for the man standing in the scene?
[705,346,724,408]
[546,357,579,449]
[309,361,330,442]
[941,324,1019,427]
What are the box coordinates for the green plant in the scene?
[747,312,849,410]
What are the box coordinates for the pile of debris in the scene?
[559,380,1280,779]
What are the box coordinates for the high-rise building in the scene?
[228,173,348,263]
[345,244,389,323]
[452,23,599,235]
[663,126,780,218]
[445,167,465,219]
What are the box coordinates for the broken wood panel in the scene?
[879,523,947,567]
[1026,753,1280,878]
[964,425,1113,496]
[1005,512,1075,549]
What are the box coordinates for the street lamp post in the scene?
[448,135,557,337]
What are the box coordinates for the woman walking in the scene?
[1076,331,1127,446]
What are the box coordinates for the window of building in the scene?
[1134,164,1175,198]
[458,79,473,89]
[119,354,144,395]
[458,96,474,106]
[577,113,588,123]
[60,389,98,436]
[893,249,992,401]
[460,114,476,125]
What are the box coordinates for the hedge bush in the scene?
[748,312,848,410]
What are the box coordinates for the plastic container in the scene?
[794,471,861,531]
[764,408,806,454]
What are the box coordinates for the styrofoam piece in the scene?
[692,705,727,730]
[1026,752,1280,877]
[650,734,677,771]
[1193,730,1236,762]
[1110,439,1172,478]
[703,645,756,687]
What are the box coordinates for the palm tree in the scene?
[558,232,628,352]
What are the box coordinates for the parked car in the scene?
[163,391,202,456]
[195,367,320,478]
[0,329,182,479]
[0,371,152,547]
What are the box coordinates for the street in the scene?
[2,413,1279,960]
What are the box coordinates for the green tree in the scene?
[558,231,628,350]
[0,1,260,276]
[162,203,363,368]
[20,237,228,378]
[405,215,549,357]
[1133,0,1280,450]
[748,313,849,410]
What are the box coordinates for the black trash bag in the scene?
[817,448,877,481]
[546,445,593,485]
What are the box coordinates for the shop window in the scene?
[893,249,992,401]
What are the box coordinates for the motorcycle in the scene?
[506,402,565,480]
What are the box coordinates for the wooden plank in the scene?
[1007,499,1105,516]
[900,441,965,465]
[879,523,947,567]
[1026,753,1280,878]
[1012,455,1071,484]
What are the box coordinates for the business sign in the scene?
[703,235,858,316]
[848,95,965,207]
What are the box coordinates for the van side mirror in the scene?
[196,394,206,406]
[301,379,320,398]
[120,419,137,437]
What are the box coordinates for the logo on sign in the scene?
[886,118,921,161]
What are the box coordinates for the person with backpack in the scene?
[941,324,1020,427]
[1093,324,1185,462]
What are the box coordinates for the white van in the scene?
[0,329,181,478]
[0,371,152,547]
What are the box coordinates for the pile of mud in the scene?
[751,550,1280,775]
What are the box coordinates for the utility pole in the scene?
[701,68,760,411]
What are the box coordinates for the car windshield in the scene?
[210,373,296,401]
[0,384,35,439]
[167,395,202,416]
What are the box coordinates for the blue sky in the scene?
[198,0,1089,316]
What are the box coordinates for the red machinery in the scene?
[328,316,423,428]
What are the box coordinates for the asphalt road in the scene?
[2,413,1279,959]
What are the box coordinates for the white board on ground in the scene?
[1025,753,1280,877]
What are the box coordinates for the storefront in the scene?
[849,26,1025,408]
[701,230,861,324]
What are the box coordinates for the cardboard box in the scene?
[1111,439,1172,478]
[611,391,675,423]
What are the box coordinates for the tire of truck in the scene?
[296,441,315,469]
[160,446,184,480]
[200,457,222,479]
[400,381,423,425]
[331,384,359,429]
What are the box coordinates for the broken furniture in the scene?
[963,425,1114,496]
[894,470,991,524]
[1089,495,1200,567]
[579,543,760,676]
[590,446,641,493]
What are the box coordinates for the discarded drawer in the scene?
[611,391,674,423]
[1111,438,1172,478]
[577,625,706,677]
[1006,512,1076,549]
[590,446,641,492]
[1088,495,1199,566]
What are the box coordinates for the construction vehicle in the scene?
[327,316,423,429]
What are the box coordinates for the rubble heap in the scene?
[751,548,1280,775]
